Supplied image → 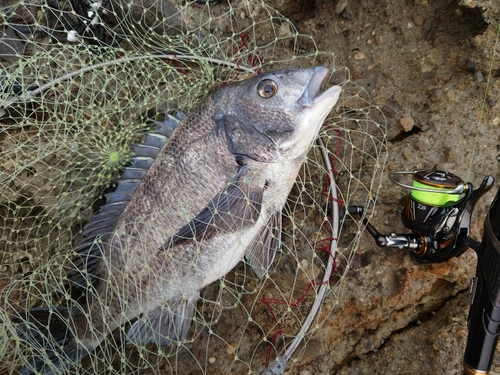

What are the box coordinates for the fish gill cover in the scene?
[0,1,387,374]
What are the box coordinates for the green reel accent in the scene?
[411,180,460,207]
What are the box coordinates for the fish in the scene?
[13,66,342,374]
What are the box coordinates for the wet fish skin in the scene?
[14,66,342,374]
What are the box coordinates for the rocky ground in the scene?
[270,0,500,374]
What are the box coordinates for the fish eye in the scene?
[257,79,278,98]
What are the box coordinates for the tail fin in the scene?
[12,307,87,375]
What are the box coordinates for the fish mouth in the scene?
[298,66,341,108]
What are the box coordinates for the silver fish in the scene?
[14,66,341,374]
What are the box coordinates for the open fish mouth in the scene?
[299,66,341,108]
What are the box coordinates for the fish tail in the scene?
[13,307,88,375]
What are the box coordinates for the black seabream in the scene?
[14,66,342,374]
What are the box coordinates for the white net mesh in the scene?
[0,0,387,374]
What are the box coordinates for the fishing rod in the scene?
[344,169,500,375]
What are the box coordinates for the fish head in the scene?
[213,66,342,162]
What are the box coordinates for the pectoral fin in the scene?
[245,209,282,278]
[171,165,263,244]
[126,295,198,347]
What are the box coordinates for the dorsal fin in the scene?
[68,113,183,294]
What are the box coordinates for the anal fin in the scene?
[245,209,282,278]
[126,295,198,347]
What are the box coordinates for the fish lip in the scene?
[298,66,336,108]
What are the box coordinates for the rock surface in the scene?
[267,0,500,374]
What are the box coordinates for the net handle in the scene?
[0,54,257,116]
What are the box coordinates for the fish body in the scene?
[15,66,341,374]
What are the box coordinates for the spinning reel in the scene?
[347,169,500,375]
[349,169,494,263]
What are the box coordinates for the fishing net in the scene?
[0,0,387,374]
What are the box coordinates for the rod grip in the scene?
[464,187,500,374]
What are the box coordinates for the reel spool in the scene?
[389,170,465,235]
[410,170,463,206]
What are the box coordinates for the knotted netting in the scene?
[0,0,387,374]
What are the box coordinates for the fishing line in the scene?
[466,21,500,183]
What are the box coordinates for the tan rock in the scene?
[413,14,424,26]
[354,51,366,60]
[400,116,415,131]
